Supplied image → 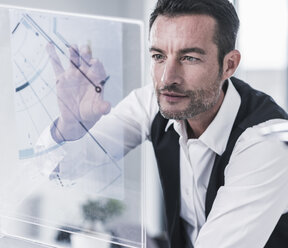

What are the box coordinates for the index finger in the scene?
[46,43,65,77]
[79,45,92,70]
[69,44,80,69]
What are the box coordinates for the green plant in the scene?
[81,198,124,226]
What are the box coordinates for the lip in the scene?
[160,91,188,103]
[162,92,186,97]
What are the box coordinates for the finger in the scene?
[91,96,111,116]
[79,45,92,70]
[86,69,107,93]
[46,43,64,77]
[84,59,106,92]
[89,59,107,80]
[99,101,111,115]
[69,44,80,69]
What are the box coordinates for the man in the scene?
[43,0,288,247]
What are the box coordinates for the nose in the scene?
[160,59,182,86]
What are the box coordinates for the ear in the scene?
[221,49,241,81]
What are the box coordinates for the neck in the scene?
[186,90,225,139]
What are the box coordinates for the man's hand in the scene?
[47,43,111,142]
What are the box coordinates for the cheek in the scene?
[185,66,219,85]
[151,63,163,85]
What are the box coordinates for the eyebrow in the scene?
[179,47,206,55]
[149,46,206,55]
[149,46,164,53]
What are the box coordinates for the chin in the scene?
[159,108,186,120]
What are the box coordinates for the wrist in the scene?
[50,118,86,143]
[50,118,65,143]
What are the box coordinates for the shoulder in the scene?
[114,83,157,112]
[230,77,288,130]
[125,83,159,118]
[226,119,288,179]
[232,119,288,155]
[111,83,159,138]
[225,119,288,186]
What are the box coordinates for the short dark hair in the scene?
[149,0,240,70]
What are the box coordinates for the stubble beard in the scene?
[157,76,223,120]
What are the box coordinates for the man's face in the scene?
[149,14,224,120]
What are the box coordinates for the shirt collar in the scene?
[164,78,241,155]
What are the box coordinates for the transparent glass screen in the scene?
[0,6,144,248]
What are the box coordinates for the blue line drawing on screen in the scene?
[9,9,124,196]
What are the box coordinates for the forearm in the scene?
[36,124,111,181]
[39,84,155,181]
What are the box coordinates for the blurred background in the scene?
[0,0,287,247]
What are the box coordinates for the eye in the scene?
[180,56,200,64]
[151,54,166,63]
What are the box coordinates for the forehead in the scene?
[150,14,217,48]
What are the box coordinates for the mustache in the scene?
[157,84,187,94]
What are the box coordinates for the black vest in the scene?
[151,77,288,248]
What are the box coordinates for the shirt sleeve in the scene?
[35,83,158,180]
[195,119,288,248]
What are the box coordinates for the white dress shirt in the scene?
[37,78,288,248]
[170,78,241,245]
